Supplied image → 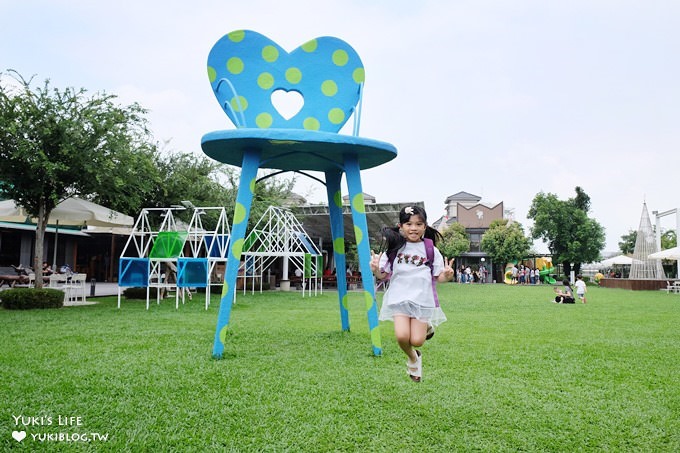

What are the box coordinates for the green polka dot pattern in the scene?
[231,238,244,260]
[370,326,382,349]
[303,117,320,131]
[333,237,345,254]
[208,30,364,132]
[353,225,363,245]
[219,325,229,344]
[363,291,374,310]
[352,193,366,213]
[233,203,247,224]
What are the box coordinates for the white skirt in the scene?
[379,299,447,326]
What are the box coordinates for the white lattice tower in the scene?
[243,206,322,296]
[630,202,665,279]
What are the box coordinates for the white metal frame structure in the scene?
[242,206,322,297]
[182,206,231,308]
[117,206,230,309]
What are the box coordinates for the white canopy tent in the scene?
[648,246,680,280]
[648,246,680,260]
[599,255,634,267]
[0,197,134,268]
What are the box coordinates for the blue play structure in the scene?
[118,206,231,310]
[202,30,397,358]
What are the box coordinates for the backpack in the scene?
[384,238,440,308]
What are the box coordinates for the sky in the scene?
[2,0,679,253]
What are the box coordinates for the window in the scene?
[468,233,481,252]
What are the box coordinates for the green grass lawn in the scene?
[2,284,679,451]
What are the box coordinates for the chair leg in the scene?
[325,170,350,332]
[212,149,261,359]
[345,156,382,356]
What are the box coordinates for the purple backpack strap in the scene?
[423,238,440,308]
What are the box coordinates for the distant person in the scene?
[42,261,53,276]
[575,275,587,303]
[553,279,575,304]
[161,261,192,300]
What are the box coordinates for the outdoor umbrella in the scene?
[647,246,680,260]
[0,198,134,267]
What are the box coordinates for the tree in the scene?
[0,72,160,287]
[143,150,236,229]
[661,230,677,250]
[222,168,296,230]
[480,219,532,270]
[147,150,296,230]
[528,187,605,276]
[563,211,605,274]
[619,230,637,255]
[437,222,470,259]
[620,229,675,256]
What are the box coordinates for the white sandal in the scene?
[407,350,422,382]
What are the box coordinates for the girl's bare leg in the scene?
[394,315,428,362]
[410,318,428,346]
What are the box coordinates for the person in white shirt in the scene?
[574,275,587,303]
[370,206,454,382]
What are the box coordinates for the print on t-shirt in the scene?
[396,253,429,267]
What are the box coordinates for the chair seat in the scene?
[202,129,397,171]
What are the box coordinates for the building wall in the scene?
[457,202,504,229]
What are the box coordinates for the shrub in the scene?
[0,288,64,310]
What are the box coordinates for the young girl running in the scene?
[370,206,454,382]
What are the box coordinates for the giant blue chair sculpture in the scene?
[202,30,397,358]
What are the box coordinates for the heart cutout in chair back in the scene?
[207,30,365,132]
[271,89,304,120]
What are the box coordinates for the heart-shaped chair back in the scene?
[207,30,365,133]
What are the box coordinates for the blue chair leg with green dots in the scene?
[212,149,260,359]
[345,156,382,356]
[325,170,350,332]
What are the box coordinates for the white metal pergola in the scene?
[652,207,680,279]
[241,206,322,297]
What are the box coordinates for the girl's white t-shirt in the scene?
[379,241,445,307]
